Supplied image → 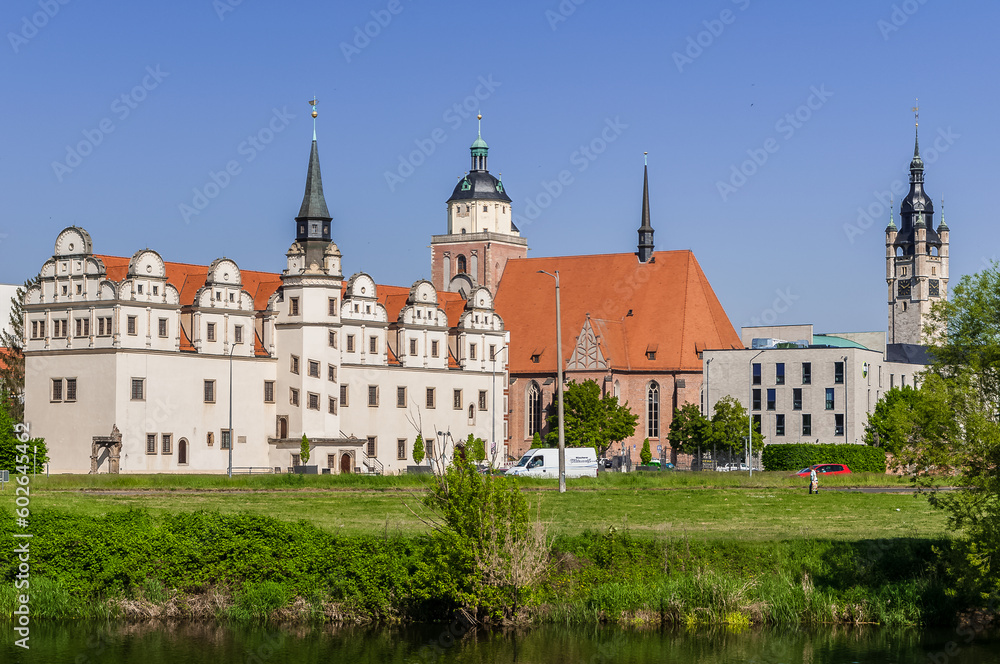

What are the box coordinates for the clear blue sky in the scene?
[2,0,996,334]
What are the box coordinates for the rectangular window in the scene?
[490,344,497,361]
[369,336,378,354]
[308,360,320,378]
[834,362,845,384]
[426,387,436,409]
[65,378,77,402]
[131,378,145,401]
[775,363,785,385]
[752,388,761,411]
[766,388,776,411]
[431,340,439,357]
[410,338,417,356]
[328,365,337,382]
[347,335,355,352]
[75,318,82,337]
[204,380,216,403]
[752,363,761,385]
[127,316,137,335]
[802,362,812,385]
[290,355,300,374]
[146,434,157,455]
[368,385,379,407]
[835,413,845,436]
[53,320,67,338]
[291,453,300,467]
[290,388,300,407]
[453,389,463,409]
[161,434,172,455]
[792,388,802,410]
[206,322,216,342]
[31,320,38,339]
[339,384,348,407]
[290,297,299,316]
[308,393,320,410]
[752,414,762,435]
[39,320,46,338]
[397,438,407,460]
[264,381,275,403]
[775,414,785,436]
[802,414,812,436]
[221,430,232,450]
[234,325,243,344]
[469,343,477,360]
[366,436,377,457]
[328,396,337,415]
[479,390,488,411]
[397,386,407,408]
[329,329,337,348]
[158,318,168,338]
[328,297,338,316]
[825,388,835,410]
[51,379,63,402]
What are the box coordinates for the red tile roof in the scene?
[494,251,741,374]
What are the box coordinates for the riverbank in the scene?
[0,509,986,628]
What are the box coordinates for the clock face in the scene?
[929,279,940,297]
[898,279,911,298]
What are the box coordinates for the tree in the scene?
[709,396,762,454]
[413,434,425,464]
[667,403,711,454]
[543,380,638,456]
[0,406,48,473]
[639,438,652,465]
[299,434,310,465]
[0,279,34,422]
[468,434,486,464]
[863,385,950,459]
[530,432,543,448]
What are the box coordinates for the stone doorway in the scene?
[340,453,352,475]
[91,425,123,474]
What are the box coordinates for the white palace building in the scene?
[23,129,509,474]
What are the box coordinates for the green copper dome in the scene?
[471,136,488,149]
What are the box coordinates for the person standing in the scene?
[809,467,819,495]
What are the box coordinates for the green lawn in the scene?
[18,471,949,541]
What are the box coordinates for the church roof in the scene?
[447,170,512,203]
[494,250,742,374]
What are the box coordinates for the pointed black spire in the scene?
[295,139,332,243]
[637,153,654,263]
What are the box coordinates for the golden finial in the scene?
[912,98,919,127]
[309,96,318,119]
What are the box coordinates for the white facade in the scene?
[0,283,18,339]
[23,137,509,475]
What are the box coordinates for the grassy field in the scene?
[17,471,949,541]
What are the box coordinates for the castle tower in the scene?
[430,115,527,296]
[886,109,949,345]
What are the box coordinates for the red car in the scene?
[792,464,852,477]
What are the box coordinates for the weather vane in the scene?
[309,96,318,139]
[912,98,919,127]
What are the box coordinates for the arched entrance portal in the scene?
[340,453,352,474]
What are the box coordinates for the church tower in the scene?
[886,110,949,346]
[430,115,527,296]
[637,153,655,263]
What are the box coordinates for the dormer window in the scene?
[531,353,540,363]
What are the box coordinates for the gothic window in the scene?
[647,382,660,438]
[527,381,542,436]
[457,255,467,274]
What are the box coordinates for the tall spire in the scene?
[295,98,332,244]
[637,152,654,263]
[910,99,923,171]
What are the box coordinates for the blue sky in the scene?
[1,0,996,334]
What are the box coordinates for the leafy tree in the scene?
[412,434,425,464]
[863,386,951,458]
[0,406,48,473]
[709,396,762,454]
[667,403,711,454]
[0,279,34,422]
[544,380,638,456]
[639,438,652,465]
[299,434,310,465]
[530,432,543,448]
[471,435,486,463]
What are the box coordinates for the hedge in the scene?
[761,443,886,473]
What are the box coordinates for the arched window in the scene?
[527,381,542,436]
[468,404,476,423]
[614,380,620,399]
[470,254,478,280]
[178,438,188,465]
[457,255,467,274]
[647,382,660,438]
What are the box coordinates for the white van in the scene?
[505,447,598,478]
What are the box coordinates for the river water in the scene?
[3,622,999,663]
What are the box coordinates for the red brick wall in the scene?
[431,239,526,292]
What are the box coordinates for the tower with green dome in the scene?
[431,115,527,296]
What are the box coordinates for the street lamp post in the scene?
[538,270,566,493]
[228,339,239,478]
[748,349,766,477]
[491,344,509,467]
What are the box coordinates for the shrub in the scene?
[761,443,886,473]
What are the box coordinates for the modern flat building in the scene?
[22,122,508,474]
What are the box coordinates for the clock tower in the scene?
[430,116,527,296]
[886,110,950,346]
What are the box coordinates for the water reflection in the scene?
[3,621,999,664]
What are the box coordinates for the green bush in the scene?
[761,443,886,473]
